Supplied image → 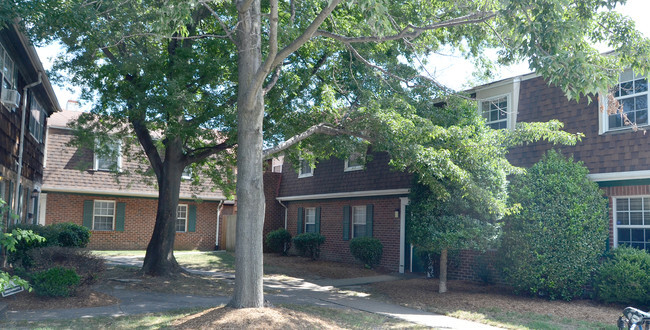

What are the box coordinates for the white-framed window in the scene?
[0,44,16,111]
[606,69,648,131]
[614,197,650,251]
[272,164,282,173]
[480,95,509,130]
[176,204,188,232]
[352,205,366,238]
[304,207,316,233]
[298,157,313,178]
[29,94,46,143]
[344,152,364,172]
[94,140,122,171]
[182,167,192,180]
[93,200,115,231]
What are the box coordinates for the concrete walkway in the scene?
[5,255,499,329]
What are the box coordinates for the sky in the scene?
[36,0,650,111]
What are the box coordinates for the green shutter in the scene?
[32,195,39,225]
[188,205,197,232]
[342,205,350,241]
[315,207,321,233]
[82,200,93,229]
[115,202,126,231]
[297,207,303,234]
[366,204,374,237]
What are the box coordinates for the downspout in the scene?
[278,200,288,229]
[13,73,42,221]
[215,200,224,250]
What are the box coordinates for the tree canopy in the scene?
[12,0,650,307]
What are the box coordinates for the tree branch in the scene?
[257,0,279,91]
[315,11,497,43]
[130,110,164,179]
[184,141,234,166]
[249,0,343,96]
[262,123,370,159]
[263,66,281,95]
[200,0,236,43]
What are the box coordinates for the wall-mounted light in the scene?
[394,208,400,219]
[0,170,3,181]
[31,187,40,198]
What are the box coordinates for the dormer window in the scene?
[344,152,364,172]
[298,157,313,178]
[94,140,122,171]
[481,95,509,130]
[607,69,648,131]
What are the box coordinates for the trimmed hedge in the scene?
[349,237,383,269]
[31,267,80,297]
[265,228,292,255]
[293,233,325,260]
[498,150,609,300]
[9,223,91,267]
[594,247,650,306]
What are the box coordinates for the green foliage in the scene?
[293,233,326,260]
[349,237,383,269]
[27,247,105,286]
[498,150,609,301]
[31,267,80,297]
[594,247,650,306]
[9,223,91,267]
[265,228,292,255]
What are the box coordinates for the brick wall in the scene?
[286,197,403,271]
[45,192,233,250]
[263,171,284,237]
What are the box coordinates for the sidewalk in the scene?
[4,255,499,329]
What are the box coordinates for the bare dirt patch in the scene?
[172,306,342,329]
[369,278,625,325]
[263,253,387,280]
[95,265,233,296]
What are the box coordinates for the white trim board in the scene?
[276,188,409,201]
[588,170,650,182]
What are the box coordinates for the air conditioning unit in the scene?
[1,89,21,108]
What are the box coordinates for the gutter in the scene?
[13,73,43,219]
[215,200,223,250]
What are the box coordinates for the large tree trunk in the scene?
[142,147,185,276]
[229,0,266,308]
[439,248,448,293]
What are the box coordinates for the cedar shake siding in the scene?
[277,152,411,198]
[42,111,233,250]
[508,76,650,173]
[0,23,59,224]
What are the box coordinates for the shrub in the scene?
[265,228,292,255]
[9,223,91,266]
[349,237,383,269]
[28,247,105,286]
[498,150,609,300]
[594,247,650,306]
[293,233,325,260]
[31,267,80,297]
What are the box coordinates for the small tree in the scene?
[498,150,608,300]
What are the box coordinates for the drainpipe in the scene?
[13,73,42,221]
[215,200,224,250]
[278,200,288,229]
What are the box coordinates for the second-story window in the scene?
[481,96,509,130]
[94,140,122,171]
[344,152,364,172]
[29,95,45,143]
[0,44,17,111]
[608,69,648,130]
[298,157,313,178]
